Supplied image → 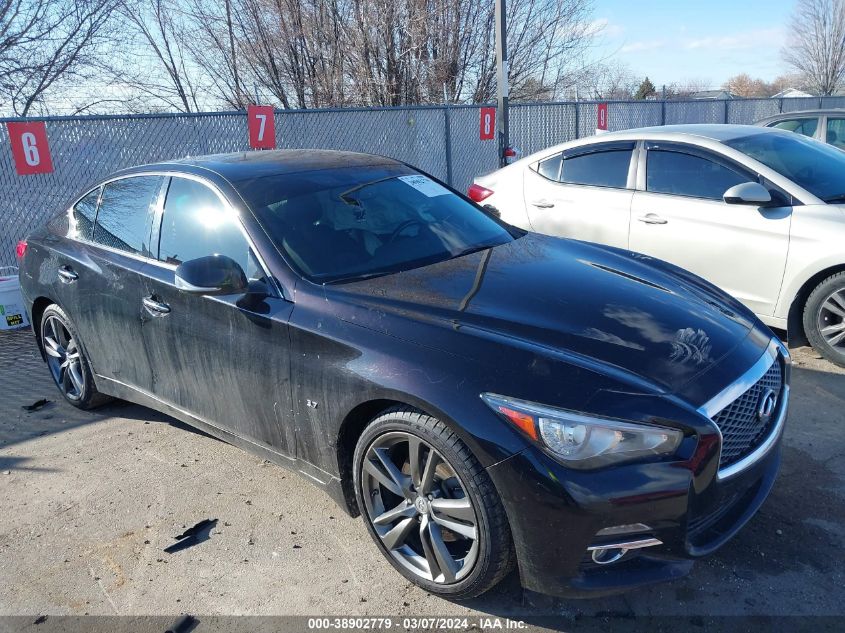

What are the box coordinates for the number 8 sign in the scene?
[248,105,276,149]
[7,121,54,175]
[479,107,496,141]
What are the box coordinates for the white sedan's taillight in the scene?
[467,183,494,203]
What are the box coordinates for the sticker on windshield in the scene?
[398,175,450,197]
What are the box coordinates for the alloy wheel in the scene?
[818,288,845,350]
[42,315,85,400]
[360,431,479,584]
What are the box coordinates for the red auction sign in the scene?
[479,107,496,140]
[248,105,276,149]
[597,102,608,131]
[7,121,54,175]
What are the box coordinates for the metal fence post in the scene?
[724,100,729,124]
[661,100,666,126]
[444,104,453,187]
[574,104,579,139]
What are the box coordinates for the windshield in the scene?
[236,165,514,283]
[724,131,845,203]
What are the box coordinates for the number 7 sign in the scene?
[7,121,54,175]
[248,105,276,149]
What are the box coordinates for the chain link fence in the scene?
[2,95,844,266]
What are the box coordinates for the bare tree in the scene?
[783,0,845,95]
[0,0,121,116]
[582,61,639,100]
[115,0,203,112]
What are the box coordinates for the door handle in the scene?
[57,266,78,283]
[530,199,555,208]
[142,296,171,316]
[637,213,668,225]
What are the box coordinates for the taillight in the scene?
[15,239,27,260]
[467,183,494,203]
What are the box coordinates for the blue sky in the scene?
[590,0,795,87]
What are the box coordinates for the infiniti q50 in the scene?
[18,150,790,598]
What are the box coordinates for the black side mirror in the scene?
[175,255,248,296]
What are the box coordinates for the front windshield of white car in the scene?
[725,132,845,204]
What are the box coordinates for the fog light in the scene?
[591,547,627,565]
[587,536,663,565]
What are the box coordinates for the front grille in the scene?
[713,359,783,468]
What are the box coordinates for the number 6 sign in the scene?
[7,121,54,175]
[248,105,276,149]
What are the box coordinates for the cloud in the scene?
[589,17,624,38]
[620,40,665,54]
[684,27,784,51]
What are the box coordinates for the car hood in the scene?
[324,233,757,395]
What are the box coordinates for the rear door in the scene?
[523,142,635,248]
[628,142,791,317]
[53,175,164,392]
[139,175,296,457]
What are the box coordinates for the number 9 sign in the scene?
[248,105,276,149]
[7,121,53,175]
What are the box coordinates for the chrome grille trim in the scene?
[697,338,791,481]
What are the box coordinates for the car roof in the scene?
[114,149,403,183]
[756,108,845,123]
[589,124,775,143]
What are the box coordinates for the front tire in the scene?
[40,304,110,409]
[803,272,845,368]
[353,408,514,599]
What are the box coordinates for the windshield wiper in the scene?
[452,244,493,258]
[324,270,394,284]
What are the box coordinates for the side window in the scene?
[158,177,258,277]
[92,176,163,255]
[560,150,632,188]
[537,153,563,180]
[646,150,748,200]
[826,118,845,149]
[771,118,818,137]
[71,187,100,240]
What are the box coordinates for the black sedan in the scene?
[17,150,790,599]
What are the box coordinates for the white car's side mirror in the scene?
[723,182,772,206]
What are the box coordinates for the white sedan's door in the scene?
[628,143,792,317]
[524,142,636,249]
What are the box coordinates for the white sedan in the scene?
[470,124,845,366]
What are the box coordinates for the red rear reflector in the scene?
[15,239,27,260]
[503,147,517,158]
[497,406,538,441]
[468,183,494,203]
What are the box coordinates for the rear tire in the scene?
[353,407,514,600]
[40,304,111,409]
[803,272,845,368]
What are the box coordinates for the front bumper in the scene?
[486,406,784,598]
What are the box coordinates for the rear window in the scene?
[770,118,818,137]
[561,150,632,188]
[92,176,163,255]
[72,188,100,239]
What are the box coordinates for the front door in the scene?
[628,142,791,317]
[139,175,296,456]
[523,142,636,249]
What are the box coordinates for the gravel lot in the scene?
[0,326,843,627]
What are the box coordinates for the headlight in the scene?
[481,393,682,469]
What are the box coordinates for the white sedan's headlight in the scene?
[481,393,682,469]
